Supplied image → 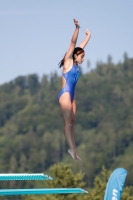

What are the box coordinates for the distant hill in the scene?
[0,53,133,189]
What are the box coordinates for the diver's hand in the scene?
[74,19,80,28]
[85,29,91,37]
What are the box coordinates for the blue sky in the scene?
[0,0,133,85]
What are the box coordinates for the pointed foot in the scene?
[68,149,81,161]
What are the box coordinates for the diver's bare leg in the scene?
[59,93,77,160]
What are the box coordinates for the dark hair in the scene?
[58,47,84,68]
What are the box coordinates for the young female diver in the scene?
[58,19,91,160]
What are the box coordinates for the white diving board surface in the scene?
[0,173,52,181]
[0,188,88,195]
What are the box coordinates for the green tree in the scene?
[23,163,86,200]
[23,164,133,200]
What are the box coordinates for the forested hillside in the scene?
[0,53,133,190]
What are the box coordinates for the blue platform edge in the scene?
[0,173,52,180]
[0,188,88,196]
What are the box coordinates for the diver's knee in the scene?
[65,117,75,127]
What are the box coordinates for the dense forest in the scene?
[0,53,133,198]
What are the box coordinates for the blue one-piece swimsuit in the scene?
[58,64,80,101]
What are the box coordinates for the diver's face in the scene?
[75,52,85,64]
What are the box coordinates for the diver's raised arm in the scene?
[65,19,80,60]
[79,29,91,49]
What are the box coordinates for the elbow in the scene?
[70,41,76,48]
[71,40,76,45]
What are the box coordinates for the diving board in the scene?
[0,188,88,195]
[0,173,52,181]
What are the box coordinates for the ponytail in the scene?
[58,53,66,68]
